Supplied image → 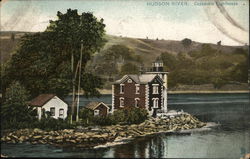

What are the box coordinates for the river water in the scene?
[1,93,250,158]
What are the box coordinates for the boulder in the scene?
[55,136,63,140]
[43,135,50,140]
[130,124,138,128]
[18,136,26,142]
[69,139,77,144]
[33,135,43,140]
[186,116,191,122]
[1,137,5,142]
[33,128,43,134]
[11,135,18,140]
[118,132,127,137]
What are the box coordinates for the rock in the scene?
[118,132,127,137]
[69,139,77,144]
[33,128,43,134]
[33,135,43,140]
[130,124,137,128]
[54,131,60,136]
[11,135,18,140]
[186,116,191,122]
[115,136,124,141]
[5,136,11,141]
[1,154,8,158]
[55,136,63,140]
[180,115,185,121]
[49,131,56,135]
[43,135,50,140]
[138,122,145,127]
[18,136,26,142]
[1,137,5,142]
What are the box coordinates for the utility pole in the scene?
[70,51,75,124]
[76,40,83,122]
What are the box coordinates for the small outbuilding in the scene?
[29,94,68,120]
[85,102,109,117]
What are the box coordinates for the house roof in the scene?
[29,94,56,107]
[85,101,109,110]
[114,74,163,84]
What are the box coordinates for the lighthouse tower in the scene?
[146,57,168,113]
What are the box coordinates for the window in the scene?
[135,98,140,107]
[135,84,140,94]
[120,98,124,107]
[120,84,124,94]
[94,109,100,116]
[127,79,132,83]
[153,98,159,108]
[153,85,159,94]
[50,107,55,116]
[59,109,64,118]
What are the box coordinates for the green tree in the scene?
[160,52,178,71]
[1,81,36,129]
[79,108,94,125]
[3,9,106,98]
[181,38,192,47]
[105,45,136,61]
[11,33,15,41]
[120,62,139,75]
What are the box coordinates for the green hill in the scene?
[1,31,248,90]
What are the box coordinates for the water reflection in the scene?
[1,93,249,158]
[112,134,170,158]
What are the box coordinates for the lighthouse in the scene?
[146,57,168,113]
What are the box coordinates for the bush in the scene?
[113,107,148,125]
[79,108,95,126]
[78,107,148,126]
[1,81,37,130]
[181,38,192,47]
[33,117,73,131]
[92,115,116,126]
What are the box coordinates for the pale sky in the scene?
[1,0,249,46]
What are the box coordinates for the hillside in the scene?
[1,31,248,91]
[0,31,247,65]
[101,35,247,67]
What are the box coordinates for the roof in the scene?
[85,102,109,110]
[29,94,56,107]
[114,74,163,84]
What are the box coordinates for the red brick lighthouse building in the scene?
[111,58,168,117]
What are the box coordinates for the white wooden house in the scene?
[29,94,68,120]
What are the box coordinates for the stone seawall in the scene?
[1,113,206,148]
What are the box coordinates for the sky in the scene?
[1,0,249,46]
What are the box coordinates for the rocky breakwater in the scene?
[102,113,206,140]
[1,113,206,148]
[1,128,116,148]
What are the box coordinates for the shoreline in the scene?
[167,90,249,94]
[94,122,218,149]
[99,89,249,95]
[1,113,208,149]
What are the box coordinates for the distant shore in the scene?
[168,90,249,94]
[99,89,249,95]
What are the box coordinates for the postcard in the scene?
[1,0,249,158]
